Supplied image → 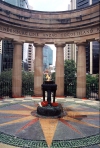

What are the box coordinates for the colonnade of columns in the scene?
[12,41,100,100]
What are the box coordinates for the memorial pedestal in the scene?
[37,81,63,117]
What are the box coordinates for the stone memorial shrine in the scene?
[37,74,63,117]
[0,1,99,99]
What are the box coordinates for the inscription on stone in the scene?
[43,33,57,37]
[0,25,99,39]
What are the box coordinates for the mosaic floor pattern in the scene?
[0,97,100,148]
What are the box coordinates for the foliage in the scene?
[22,71,34,96]
[86,74,99,85]
[0,70,34,97]
[0,70,12,97]
[64,60,77,97]
[64,59,76,84]
[86,74,99,98]
[51,72,55,81]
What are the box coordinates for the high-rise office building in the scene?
[64,5,75,62]
[93,41,99,74]
[43,45,53,71]
[70,0,76,9]
[76,0,89,9]
[1,0,29,72]
[71,0,99,74]
[27,44,35,72]
[92,0,99,4]
[0,41,2,73]
[3,0,29,9]
[2,40,13,71]
[64,44,71,60]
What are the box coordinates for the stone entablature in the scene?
[0,1,100,43]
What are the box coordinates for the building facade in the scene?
[3,0,29,8]
[2,40,14,71]
[43,45,53,71]
[92,0,99,4]
[27,44,35,72]
[76,0,89,9]
[64,44,71,60]
[0,41,2,73]
[1,0,29,72]
[71,0,99,74]
[64,4,74,62]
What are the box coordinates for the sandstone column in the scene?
[76,42,86,98]
[12,41,23,97]
[34,43,44,96]
[98,41,100,100]
[55,43,65,96]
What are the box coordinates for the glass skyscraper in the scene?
[76,0,89,9]
[76,0,99,74]
[43,45,53,71]
[3,0,29,9]
[92,0,99,4]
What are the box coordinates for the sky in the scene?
[28,0,70,11]
[28,0,71,65]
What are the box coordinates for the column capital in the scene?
[13,40,23,45]
[55,43,66,48]
[34,43,44,48]
[76,42,87,46]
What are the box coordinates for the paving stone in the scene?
[0,97,99,148]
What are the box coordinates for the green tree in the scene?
[0,70,12,97]
[86,74,99,85]
[64,60,77,96]
[86,74,99,98]
[22,71,34,96]
[0,70,34,97]
[51,72,55,81]
[64,60,76,83]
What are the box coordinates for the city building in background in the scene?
[43,45,53,71]
[93,41,99,74]
[64,44,77,66]
[49,65,55,73]
[76,0,89,9]
[70,0,76,10]
[92,0,99,4]
[64,5,74,62]
[2,40,14,71]
[27,44,35,72]
[70,0,99,74]
[64,44,71,60]
[1,0,29,72]
[3,0,29,9]
[0,41,2,73]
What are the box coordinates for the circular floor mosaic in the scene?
[0,99,100,148]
